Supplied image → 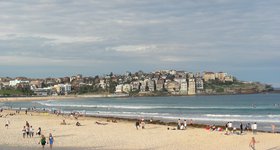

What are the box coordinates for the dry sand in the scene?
[0,110,279,150]
[0,94,122,102]
[0,96,76,102]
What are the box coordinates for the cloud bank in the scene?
[0,0,279,86]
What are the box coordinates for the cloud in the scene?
[0,0,279,83]
[109,44,157,53]
[0,55,105,67]
[0,33,104,44]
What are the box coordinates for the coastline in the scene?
[2,92,278,102]
[0,94,129,102]
[0,96,77,102]
[0,109,279,150]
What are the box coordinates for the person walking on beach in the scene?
[26,121,30,128]
[177,119,181,130]
[26,126,30,138]
[135,120,140,130]
[39,135,47,149]
[271,124,276,133]
[252,122,257,135]
[183,120,187,129]
[48,133,54,149]
[249,137,259,150]
[228,122,233,132]
[141,119,145,129]
[189,119,193,126]
[36,127,42,136]
[30,126,34,137]
[240,122,243,134]
[5,120,10,129]
[22,126,26,138]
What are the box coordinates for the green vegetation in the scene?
[204,79,271,94]
[77,85,106,94]
[0,89,33,96]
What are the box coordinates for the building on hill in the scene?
[180,81,188,95]
[131,81,140,91]
[166,81,180,94]
[139,80,147,92]
[224,75,234,82]
[203,72,215,82]
[188,78,196,95]
[147,79,155,92]
[196,78,204,90]
[54,84,71,95]
[156,79,165,91]
[115,84,123,93]
[9,79,29,87]
[122,84,131,93]
[196,78,204,93]
[174,78,186,84]
[216,72,227,82]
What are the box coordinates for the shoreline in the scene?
[66,113,280,134]
[0,95,77,102]
[3,108,278,133]
[1,92,279,102]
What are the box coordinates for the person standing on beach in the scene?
[249,137,259,150]
[26,126,30,138]
[189,119,193,126]
[135,121,140,130]
[30,126,34,137]
[48,133,54,149]
[183,120,187,129]
[240,122,243,134]
[5,120,10,129]
[22,126,26,138]
[141,119,145,129]
[228,122,233,132]
[26,121,30,128]
[37,127,42,136]
[271,124,276,133]
[39,135,46,149]
[177,119,181,129]
[252,122,257,134]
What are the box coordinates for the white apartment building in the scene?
[9,79,29,86]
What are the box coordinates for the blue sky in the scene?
[0,0,279,87]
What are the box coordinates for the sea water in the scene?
[2,94,280,131]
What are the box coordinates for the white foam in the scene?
[35,101,277,110]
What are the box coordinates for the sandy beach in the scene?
[0,96,77,102]
[0,94,128,102]
[0,110,279,150]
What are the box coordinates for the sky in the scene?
[0,0,279,87]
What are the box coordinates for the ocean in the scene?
[1,93,280,132]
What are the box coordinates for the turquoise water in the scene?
[1,94,280,131]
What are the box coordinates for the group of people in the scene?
[224,122,258,135]
[206,124,223,132]
[38,133,54,149]
[21,121,54,149]
[177,119,189,130]
[22,121,35,138]
[135,119,145,130]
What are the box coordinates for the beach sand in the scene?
[0,94,124,102]
[0,110,279,150]
[0,96,76,102]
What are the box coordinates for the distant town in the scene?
[0,70,273,97]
